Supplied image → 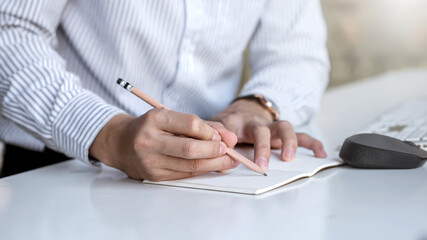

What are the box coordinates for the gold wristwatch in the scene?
[233,94,280,121]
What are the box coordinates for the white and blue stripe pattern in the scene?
[0,0,329,164]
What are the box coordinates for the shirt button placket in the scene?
[164,0,203,108]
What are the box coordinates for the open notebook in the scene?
[144,146,343,195]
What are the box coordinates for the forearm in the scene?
[243,0,329,126]
[0,2,124,163]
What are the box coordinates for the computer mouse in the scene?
[339,133,427,169]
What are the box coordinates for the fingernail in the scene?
[219,142,227,154]
[284,148,294,161]
[232,160,240,168]
[213,133,221,141]
[256,157,268,171]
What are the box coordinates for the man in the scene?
[0,0,329,180]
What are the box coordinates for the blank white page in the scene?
[144,147,343,195]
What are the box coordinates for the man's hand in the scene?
[89,109,238,181]
[211,99,327,171]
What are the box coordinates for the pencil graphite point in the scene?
[263,173,268,176]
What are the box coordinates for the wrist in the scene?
[232,94,280,121]
[230,98,274,122]
[89,114,135,167]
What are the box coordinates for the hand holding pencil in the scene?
[89,79,266,182]
[116,78,267,176]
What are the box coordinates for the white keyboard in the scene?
[362,98,427,151]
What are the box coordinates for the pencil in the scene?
[116,78,267,176]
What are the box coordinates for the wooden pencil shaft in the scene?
[131,88,169,110]
[226,148,266,175]
[117,78,266,176]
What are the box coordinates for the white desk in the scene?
[1,69,427,240]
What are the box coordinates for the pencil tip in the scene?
[116,78,123,85]
[263,173,267,176]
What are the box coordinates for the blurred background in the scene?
[2,0,427,170]
[323,0,427,87]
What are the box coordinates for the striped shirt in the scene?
[0,0,329,164]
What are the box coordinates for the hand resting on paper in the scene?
[211,99,328,171]
[89,108,238,181]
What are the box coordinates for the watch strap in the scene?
[233,94,280,121]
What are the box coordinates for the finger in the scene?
[158,135,228,159]
[145,109,220,141]
[205,121,238,148]
[159,154,239,173]
[161,170,208,181]
[143,169,209,181]
[211,113,243,140]
[270,121,297,162]
[296,133,327,158]
[245,123,271,171]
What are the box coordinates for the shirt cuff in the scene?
[52,91,125,165]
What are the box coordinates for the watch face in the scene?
[256,95,279,121]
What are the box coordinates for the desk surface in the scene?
[1,69,427,240]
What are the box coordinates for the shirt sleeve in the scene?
[240,0,330,127]
[0,0,124,164]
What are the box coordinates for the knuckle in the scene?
[145,108,167,124]
[249,121,262,129]
[250,123,270,139]
[253,124,269,133]
[187,114,202,133]
[290,133,298,141]
[221,156,233,169]
[190,159,203,172]
[283,135,298,147]
[297,132,309,139]
[281,120,291,126]
[209,121,224,131]
[287,139,298,148]
[257,143,270,150]
[283,132,298,142]
[278,120,293,130]
[214,121,224,128]
[312,140,323,149]
[143,109,157,122]
[182,141,197,158]
[252,115,266,123]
